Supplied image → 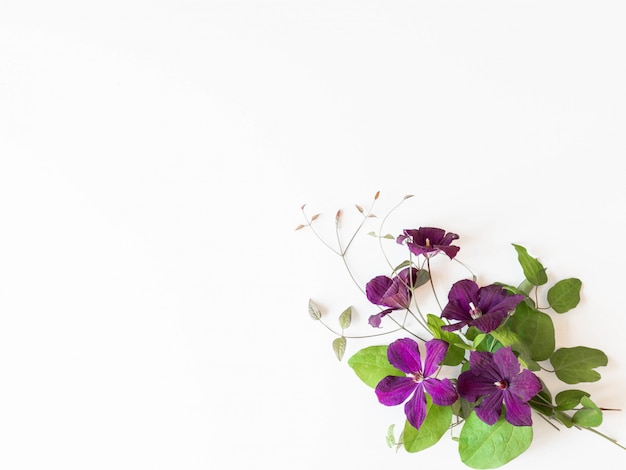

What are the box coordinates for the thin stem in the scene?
[453,257,477,282]
[376,194,413,271]
[581,426,626,451]
[300,208,342,255]
[426,257,444,312]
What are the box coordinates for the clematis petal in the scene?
[440,321,467,332]
[479,285,524,318]
[383,282,411,309]
[439,230,460,246]
[503,391,533,426]
[468,350,503,382]
[477,285,512,310]
[436,244,460,259]
[423,339,448,377]
[493,347,521,380]
[457,370,496,402]
[447,279,480,308]
[475,390,504,425]
[510,369,543,401]
[472,311,509,333]
[368,309,393,328]
[375,376,416,406]
[404,384,427,429]
[424,377,458,406]
[440,301,472,323]
[418,227,446,244]
[387,338,422,374]
[366,276,394,305]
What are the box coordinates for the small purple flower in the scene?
[397,227,460,259]
[457,347,542,426]
[440,279,524,333]
[366,267,425,328]
[375,338,458,430]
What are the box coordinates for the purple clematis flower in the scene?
[397,227,460,259]
[366,267,425,328]
[440,279,525,333]
[457,347,542,426]
[375,338,458,430]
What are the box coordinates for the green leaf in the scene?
[403,396,453,453]
[458,411,533,469]
[505,301,555,361]
[308,299,321,320]
[555,389,590,411]
[528,383,553,417]
[386,424,397,448]
[550,346,608,384]
[332,337,347,361]
[572,396,603,427]
[411,269,431,288]
[512,244,547,286]
[547,278,582,313]
[392,260,412,272]
[517,279,535,296]
[427,314,465,366]
[347,346,403,388]
[338,306,352,329]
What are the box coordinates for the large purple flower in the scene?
[457,347,542,426]
[366,267,425,328]
[397,227,460,259]
[375,338,458,430]
[440,279,525,333]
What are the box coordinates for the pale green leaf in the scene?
[338,306,352,329]
[308,299,321,320]
[547,278,582,313]
[332,336,347,361]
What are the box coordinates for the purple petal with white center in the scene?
[423,339,448,377]
[503,391,533,426]
[469,350,503,382]
[510,369,543,401]
[375,376,416,406]
[447,279,480,308]
[424,377,458,406]
[457,370,496,402]
[479,285,524,318]
[475,390,504,425]
[404,384,427,429]
[472,311,509,333]
[493,347,521,380]
[387,338,422,375]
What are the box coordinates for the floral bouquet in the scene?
[297,192,624,469]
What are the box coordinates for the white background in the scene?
[1,1,625,468]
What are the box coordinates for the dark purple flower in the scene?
[457,347,542,426]
[375,338,458,430]
[440,279,524,333]
[397,227,460,259]
[366,267,425,327]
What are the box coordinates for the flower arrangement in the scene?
[297,192,625,469]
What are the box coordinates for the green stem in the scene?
[582,426,626,451]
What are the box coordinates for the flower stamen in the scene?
[469,301,482,319]
[494,380,508,390]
